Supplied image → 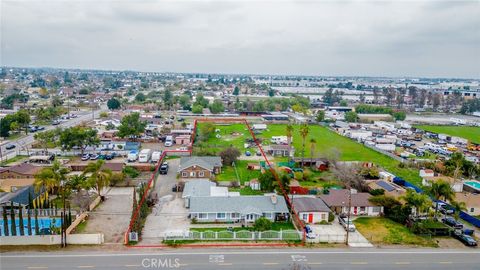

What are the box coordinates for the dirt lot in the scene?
[82,187,134,243]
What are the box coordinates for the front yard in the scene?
[353,217,438,247]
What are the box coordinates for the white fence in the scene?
[0,233,104,245]
[307,233,368,244]
[163,230,302,241]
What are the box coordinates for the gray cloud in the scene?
[1,0,479,78]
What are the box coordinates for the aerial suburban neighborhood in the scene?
[1,0,479,269]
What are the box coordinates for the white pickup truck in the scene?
[338,215,356,232]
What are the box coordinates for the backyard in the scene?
[415,125,480,144]
[196,123,422,186]
[353,217,437,247]
[216,160,261,184]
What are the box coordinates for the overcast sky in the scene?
[1,0,479,78]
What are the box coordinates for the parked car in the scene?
[89,154,99,160]
[453,232,478,247]
[441,217,464,229]
[339,214,356,232]
[105,153,114,160]
[81,154,90,161]
[439,203,454,215]
[5,144,16,150]
[52,120,60,125]
[159,163,169,174]
[245,151,251,156]
[98,154,106,160]
[36,126,45,131]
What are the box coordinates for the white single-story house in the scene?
[292,197,331,224]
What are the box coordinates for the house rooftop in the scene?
[319,189,374,207]
[0,163,42,176]
[292,197,331,213]
[178,156,222,172]
[189,195,288,215]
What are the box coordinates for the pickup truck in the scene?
[338,215,356,232]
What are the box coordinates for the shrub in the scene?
[123,166,140,178]
[370,189,385,196]
[253,217,272,231]
[328,212,335,222]
[219,147,241,166]
[110,172,126,186]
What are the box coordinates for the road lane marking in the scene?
[350,262,368,265]
[263,262,279,265]
[217,263,233,266]
[439,262,452,264]
[27,267,48,269]
[77,266,95,269]
[395,262,411,265]
[307,262,323,265]
[124,265,140,267]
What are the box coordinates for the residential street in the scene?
[1,248,479,269]
[0,106,107,162]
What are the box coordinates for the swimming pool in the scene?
[0,218,62,236]
[464,181,480,191]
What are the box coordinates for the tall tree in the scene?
[59,127,100,155]
[117,112,147,141]
[84,160,112,200]
[299,124,310,167]
[285,124,294,147]
[426,180,455,218]
[2,206,9,236]
[10,202,16,236]
[402,189,431,217]
[309,138,317,168]
[18,205,24,236]
[34,160,70,194]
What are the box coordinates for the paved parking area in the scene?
[309,216,372,247]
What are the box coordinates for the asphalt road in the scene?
[0,106,107,162]
[1,248,479,270]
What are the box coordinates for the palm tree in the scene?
[299,124,310,167]
[450,201,467,221]
[34,160,69,194]
[285,124,294,147]
[402,189,431,217]
[425,180,455,218]
[84,160,112,200]
[309,138,317,169]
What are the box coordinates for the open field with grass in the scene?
[354,217,437,247]
[196,123,422,186]
[415,125,480,144]
[216,160,261,184]
[0,155,27,166]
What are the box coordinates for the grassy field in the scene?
[415,125,480,144]
[196,123,422,186]
[0,155,28,166]
[354,217,437,247]
[216,160,261,184]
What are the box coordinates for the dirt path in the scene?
[82,187,134,243]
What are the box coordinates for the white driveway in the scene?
[309,217,373,247]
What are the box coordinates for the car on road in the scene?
[159,162,169,174]
[5,144,16,150]
[81,154,91,161]
[453,232,478,247]
[89,154,99,160]
[52,120,61,125]
[36,126,45,131]
[441,217,464,229]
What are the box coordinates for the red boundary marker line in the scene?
[125,118,305,247]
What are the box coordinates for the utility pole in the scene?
[345,189,352,246]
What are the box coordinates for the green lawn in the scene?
[229,186,264,195]
[0,155,28,166]
[197,123,422,186]
[191,222,295,232]
[354,217,437,247]
[415,125,480,144]
[216,160,261,184]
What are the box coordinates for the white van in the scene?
[151,151,162,163]
[138,149,152,163]
[127,150,138,162]
[270,136,288,145]
[165,136,173,147]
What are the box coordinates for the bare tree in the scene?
[331,162,367,192]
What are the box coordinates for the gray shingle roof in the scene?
[292,197,331,213]
[189,195,289,214]
[178,156,222,172]
[182,180,216,198]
